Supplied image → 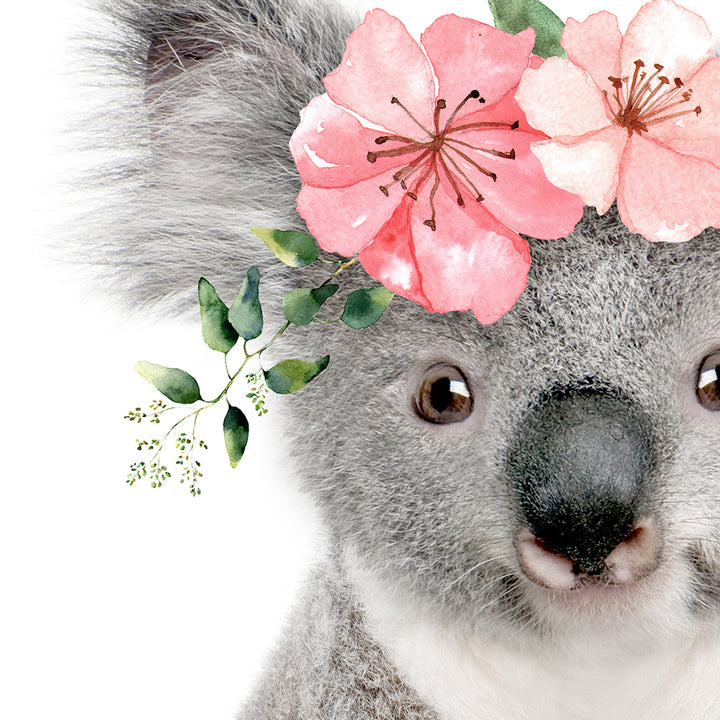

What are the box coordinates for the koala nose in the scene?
[505,386,657,584]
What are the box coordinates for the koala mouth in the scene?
[514,517,661,591]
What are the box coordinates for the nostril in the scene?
[604,518,660,584]
[515,517,661,590]
[515,531,577,590]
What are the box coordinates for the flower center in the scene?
[604,59,701,136]
[366,91,518,231]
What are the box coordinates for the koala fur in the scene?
[93,0,720,717]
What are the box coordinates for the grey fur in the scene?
[242,559,439,719]
[89,1,720,717]
[83,0,356,311]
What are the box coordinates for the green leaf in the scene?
[198,278,239,353]
[223,405,249,468]
[340,287,394,330]
[265,356,330,395]
[250,227,318,267]
[228,267,264,340]
[134,361,202,404]
[488,0,566,59]
[283,284,339,325]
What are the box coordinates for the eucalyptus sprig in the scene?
[125,228,394,494]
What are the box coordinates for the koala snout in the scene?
[506,387,660,589]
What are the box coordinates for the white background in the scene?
[4,0,720,718]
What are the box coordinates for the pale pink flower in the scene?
[515,0,720,242]
[290,10,584,324]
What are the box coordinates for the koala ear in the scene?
[89,0,357,310]
[145,11,224,88]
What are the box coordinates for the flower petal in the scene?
[295,173,405,256]
[360,180,531,323]
[516,57,610,139]
[617,135,720,242]
[323,9,435,138]
[290,94,410,188]
[648,56,720,168]
[359,178,529,322]
[529,125,628,214]
[409,181,530,323]
[562,11,622,92]
[439,128,585,237]
[357,197,431,310]
[421,15,535,112]
[621,0,715,82]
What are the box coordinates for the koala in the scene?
[92,0,720,717]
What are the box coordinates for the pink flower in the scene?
[515,0,720,243]
[289,10,584,324]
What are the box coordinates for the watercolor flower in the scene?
[289,10,584,324]
[515,0,720,243]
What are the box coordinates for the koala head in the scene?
[284,209,720,648]
[98,0,720,653]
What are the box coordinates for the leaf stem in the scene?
[324,255,359,285]
[207,321,291,404]
[138,404,206,475]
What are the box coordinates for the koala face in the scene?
[279,209,720,645]
[97,0,720,669]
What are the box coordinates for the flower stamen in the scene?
[632,75,670,118]
[445,136,516,159]
[627,59,645,102]
[375,134,417,145]
[445,144,497,182]
[609,59,702,136]
[450,119,520,133]
[441,149,485,202]
[390,96,433,138]
[438,152,466,207]
[378,149,433,195]
[644,105,701,126]
[608,76,626,115]
[441,90,484,132]
[641,90,692,120]
[368,92,519,229]
[628,63,664,112]
[423,162,442,231]
[408,157,438,201]
[367,144,431,162]
[434,99,447,133]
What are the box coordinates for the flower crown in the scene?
[127,0,720,492]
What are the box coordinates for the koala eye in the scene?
[697,352,720,411]
[413,363,473,424]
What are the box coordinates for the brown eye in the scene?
[414,363,473,424]
[697,352,720,411]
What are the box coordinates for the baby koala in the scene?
[97,0,720,717]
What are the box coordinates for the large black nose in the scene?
[506,386,655,575]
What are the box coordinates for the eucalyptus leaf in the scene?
[250,227,318,267]
[198,278,239,353]
[489,0,566,59]
[340,287,394,330]
[223,405,249,468]
[134,361,202,404]
[283,284,339,325]
[265,356,330,395]
[228,267,263,340]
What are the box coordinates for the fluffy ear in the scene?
[87,0,357,309]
